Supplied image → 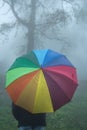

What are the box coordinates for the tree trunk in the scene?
[27,0,36,52]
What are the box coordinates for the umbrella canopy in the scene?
[5,49,78,113]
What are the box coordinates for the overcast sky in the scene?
[0,0,87,82]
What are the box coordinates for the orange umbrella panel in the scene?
[5,49,78,113]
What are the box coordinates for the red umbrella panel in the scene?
[5,49,78,113]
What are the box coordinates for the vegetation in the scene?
[0,80,87,130]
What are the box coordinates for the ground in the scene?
[0,80,87,130]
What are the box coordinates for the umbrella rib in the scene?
[6,49,78,113]
[43,71,75,101]
[43,72,72,111]
[43,66,77,85]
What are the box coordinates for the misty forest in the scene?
[0,0,87,130]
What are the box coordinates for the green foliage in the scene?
[46,81,87,130]
[0,106,17,130]
[0,81,87,130]
[0,93,17,130]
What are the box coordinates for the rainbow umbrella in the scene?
[5,49,78,113]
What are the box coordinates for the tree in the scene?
[0,0,82,87]
[0,0,76,53]
[76,0,87,23]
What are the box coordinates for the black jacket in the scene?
[12,103,46,127]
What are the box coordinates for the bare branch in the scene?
[2,0,29,27]
[36,27,63,41]
[0,1,5,8]
[63,0,73,4]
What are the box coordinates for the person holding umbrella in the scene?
[5,49,78,129]
[12,102,46,130]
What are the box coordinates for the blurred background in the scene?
[0,0,87,87]
[0,0,87,129]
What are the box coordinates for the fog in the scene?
[0,0,87,87]
[67,24,87,80]
[43,22,87,81]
